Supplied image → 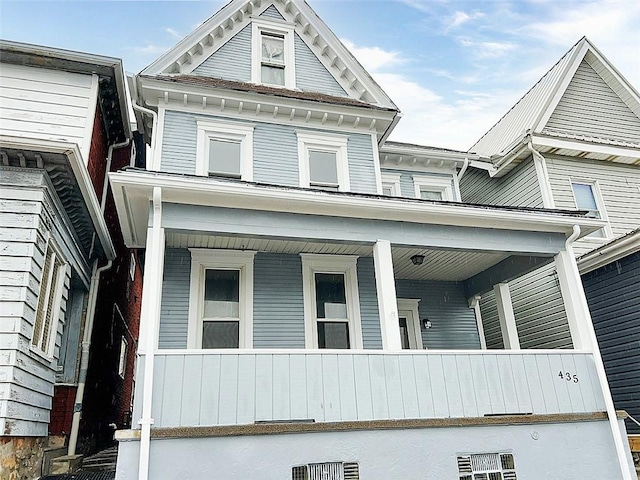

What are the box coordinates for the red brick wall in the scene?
[86,104,108,199]
[49,386,76,436]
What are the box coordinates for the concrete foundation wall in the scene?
[115,419,634,480]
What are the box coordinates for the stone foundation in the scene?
[0,437,45,480]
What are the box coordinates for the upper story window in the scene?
[413,175,454,201]
[571,181,611,239]
[252,17,295,88]
[32,239,67,358]
[381,172,401,196]
[196,119,254,181]
[188,249,256,349]
[297,131,350,192]
[301,254,363,349]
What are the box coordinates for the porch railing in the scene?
[136,350,605,428]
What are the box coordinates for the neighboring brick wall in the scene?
[49,386,77,436]
[86,103,108,198]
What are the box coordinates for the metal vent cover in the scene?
[457,453,517,480]
[292,462,359,480]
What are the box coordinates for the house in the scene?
[459,37,640,448]
[0,41,141,476]
[111,2,635,479]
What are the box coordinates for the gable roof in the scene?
[470,37,640,159]
[140,0,397,110]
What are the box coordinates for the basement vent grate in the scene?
[457,453,517,480]
[292,462,360,480]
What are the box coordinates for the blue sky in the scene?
[2,0,639,149]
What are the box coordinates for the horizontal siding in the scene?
[253,253,304,348]
[260,5,285,20]
[544,60,640,144]
[0,63,93,148]
[460,160,543,207]
[159,249,191,349]
[192,24,252,82]
[160,111,378,193]
[582,252,640,433]
[381,169,458,200]
[357,257,382,349]
[147,351,604,427]
[294,33,347,98]
[396,279,480,350]
[546,154,640,256]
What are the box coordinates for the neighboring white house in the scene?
[111,3,635,479]
[459,37,640,442]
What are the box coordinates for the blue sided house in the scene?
[109,1,636,479]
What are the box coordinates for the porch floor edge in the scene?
[115,411,626,441]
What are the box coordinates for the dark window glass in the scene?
[399,317,410,349]
[202,321,239,349]
[204,269,239,319]
[314,273,346,319]
[317,321,350,349]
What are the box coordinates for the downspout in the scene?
[68,137,130,456]
[130,79,158,171]
[565,225,634,480]
[457,157,469,181]
[526,140,555,209]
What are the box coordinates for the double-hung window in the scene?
[188,249,255,349]
[301,254,363,349]
[381,172,401,196]
[413,175,454,201]
[297,132,350,192]
[252,18,295,88]
[571,181,611,239]
[196,120,254,181]
[32,239,67,358]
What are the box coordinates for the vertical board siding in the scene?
[0,64,93,149]
[148,351,604,427]
[396,279,481,349]
[356,257,382,349]
[159,248,191,349]
[192,25,252,81]
[253,253,305,348]
[160,111,378,193]
[546,154,640,257]
[583,252,640,433]
[460,160,544,208]
[294,34,347,98]
[544,60,640,144]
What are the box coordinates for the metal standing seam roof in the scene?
[469,38,584,158]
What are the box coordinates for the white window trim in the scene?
[30,239,67,360]
[301,254,363,349]
[196,119,254,181]
[297,131,350,192]
[397,298,423,350]
[187,249,256,349]
[413,175,454,200]
[118,336,128,379]
[381,172,401,197]
[251,17,296,89]
[569,178,613,241]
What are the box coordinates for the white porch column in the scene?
[373,239,401,350]
[554,249,594,350]
[469,295,487,349]
[138,187,165,480]
[494,283,520,349]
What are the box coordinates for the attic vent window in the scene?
[252,17,295,88]
[457,453,517,480]
[292,462,360,480]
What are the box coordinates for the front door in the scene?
[398,309,421,349]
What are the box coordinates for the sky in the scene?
[1,0,639,150]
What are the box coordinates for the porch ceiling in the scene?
[166,233,510,282]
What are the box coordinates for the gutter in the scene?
[578,228,640,273]
[131,77,158,170]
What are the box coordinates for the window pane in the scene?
[317,321,350,349]
[261,65,285,86]
[572,183,599,215]
[309,150,338,185]
[420,189,443,200]
[204,269,239,318]
[209,138,241,177]
[399,317,410,349]
[315,273,346,318]
[202,321,239,348]
[262,35,284,64]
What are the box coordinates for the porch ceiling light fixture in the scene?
[410,254,425,266]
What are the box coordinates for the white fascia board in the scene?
[578,229,640,273]
[531,134,640,160]
[0,135,116,260]
[109,170,606,248]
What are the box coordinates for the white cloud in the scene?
[341,39,406,72]
[458,38,517,59]
[165,27,182,40]
[449,10,485,28]
[127,44,169,55]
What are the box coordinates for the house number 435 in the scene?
[558,371,579,383]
